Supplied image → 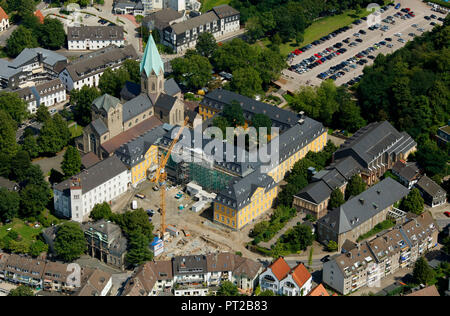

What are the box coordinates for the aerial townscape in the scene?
[0,0,448,301]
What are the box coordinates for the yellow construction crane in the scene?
[151,117,189,239]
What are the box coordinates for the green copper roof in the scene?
[92,94,120,112]
[140,35,164,77]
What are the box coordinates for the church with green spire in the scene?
[75,35,185,159]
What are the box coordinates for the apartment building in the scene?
[113,0,163,15]
[0,6,9,32]
[162,5,240,53]
[333,121,417,185]
[67,26,125,51]
[391,160,421,189]
[317,177,410,251]
[259,257,313,296]
[59,45,138,91]
[122,253,262,296]
[53,156,130,223]
[323,212,438,295]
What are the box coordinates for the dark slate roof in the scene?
[169,12,218,35]
[330,156,362,180]
[122,93,153,123]
[318,177,410,234]
[81,152,101,169]
[215,170,277,209]
[92,94,121,113]
[392,161,420,181]
[142,8,184,30]
[334,121,417,166]
[67,26,124,42]
[154,93,177,115]
[201,89,300,130]
[53,156,128,194]
[115,125,167,168]
[120,81,141,101]
[210,4,240,18]
[164,78,181,97]
[10,48,67,68]
[90,118,109,136]
[295,180,333,205]
[172,255,208,275]
[416,176,446,198]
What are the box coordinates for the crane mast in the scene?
[151,117,189,238]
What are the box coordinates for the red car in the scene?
[444,211,450,218]
[405,8,411,11]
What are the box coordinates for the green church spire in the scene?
[140,35,165,77]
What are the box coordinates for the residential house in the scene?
[317,177,410,251]
[59,45,138,91]
[16,78,67,114]
[67,26,125,51]
[75,268,113,296]
[0,6,9,32]
[142,8,185,39]
[53,156,130,222]
[323,212,438,295]
[0,177,20,192]
[391,160,421,189]
[162,5,240,53]
[308,284,330,296]
[333,121,417,185]
[436,120,450,146]
[259,257,312,296]
[415,175,447,208]
[406,285,440,297]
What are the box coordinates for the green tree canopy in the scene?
[222,100,245,127]
[0,92,28,124]
[0,110,19,158]
[36,105,51,123]
[230,67,263,98]
[6,26,38,58]
[329,189,345,210]
[0,188,20,223]
[125,231,153,266]
[19,184,50,219]
[400,188,424,215]
[90,202,113,221]
[39,17,66,50]
[171,53,213,90]
[61,146,82,178]
[29,240,49,257]
[195,32,218,58]
[54,222,88,262]
[216,281,240,296]
[345,174,366,200]
[251,113,272,136]
[8,285,34,296]
[71,86,101,126]
[413,257,435,285]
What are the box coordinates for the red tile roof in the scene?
[34,10,44,24]
[268,257,291,281]
[290,263,311,288]
[0,7,8,21]
[406,285,440,297]
[81,152,101,169]
[308,284,329,296]
[101,116,163,154]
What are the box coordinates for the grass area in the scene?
[200,0,232,12]
[69,123,83,139]
[0,218,43,245]
[254,8,374,56]
[357,220,395,242]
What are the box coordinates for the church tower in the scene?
[141,35,165,99]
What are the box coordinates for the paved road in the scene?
[0,25,17,47]
[277,0,446,92]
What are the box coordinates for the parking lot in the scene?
[279,0,447,91]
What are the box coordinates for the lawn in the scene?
[69,122,83,139]
[254,8,374,56]
[0,218,43,244]
[200,0,232,12]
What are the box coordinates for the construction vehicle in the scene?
[151,117,189,239]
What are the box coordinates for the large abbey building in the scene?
[76,36,185,159]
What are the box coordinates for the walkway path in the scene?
[258,212,304,249]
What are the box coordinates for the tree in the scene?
[230,67,263,98]
[39,18,66,49]
[125,231,153,266]
[123,59,140,84]
[114,209,154,238]
[0,188,20,223]
[222,100,245,127]
[54,222,87,262]
[216,281,240,296]
[8,285,34,296]
[295,32,304,46]
[327,240,338,252]
[71,86,101,126]
[259,289,275,296]
[413,257,435,285]
[212,116,229,136]
[329,189,345,209]
[35,105,51,123]
[29,240,49,257]
[22,135,40,158]
[38,114,70,154]
[251,113,272,136]
[400,188,424,215]
[90,202,113,221]
[0,92,28,124]
[20,184,50,219]
[345,174,366,200]
[0,110,19,158]
[196,32,218,58]
[6,26,38,58]
[171,53,213,90]
[61,146,81,178]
